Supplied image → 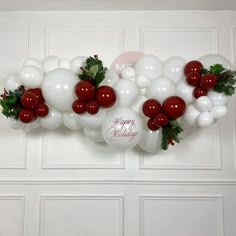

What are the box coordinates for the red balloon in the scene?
[162,96,186,119]
[19,109,36,123]
[184,60,203,76]
[147,118,160,131]
[200,74,217,90]
[86,100,100,114]
[75,80,95,101]
[186,71,201,86]
[34,103,49,117]
[21,92,38,109]
[193,86,208,99]
[96,86,116,108]
[72,99,86,114]
[27,88,45,104]
[142,99,161,118]
[153,113,169,127]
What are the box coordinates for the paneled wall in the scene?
[0,11,236,236]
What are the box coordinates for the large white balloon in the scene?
[63,112,82,130]
[163,56,186,84]
[58,59,71,69]
[101,69,119,86]
[42,68,78,112]
[113,78,139,107]
[3,74,21,91]
[75,109,106,129]
[71,56,86,74]
[139,129,161,153]
[135,55,162,79]
[195,96,213,112]
[19,65,43,88]
[211,106,227,119]
[147,77,175,104]
[135,74,151,89]
[84,127,104,143]
[184,105,200,126]
[23,58,43,70]
[39,108,62,129]
[102,107,143,150]
[199,54,231,69]
[207,90,230,106]
[197,112,214,127]
[175,81,194,104]
[42,56,60,73]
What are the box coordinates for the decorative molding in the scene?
[0,194,25,236]
[41,131,125,169]
[39,194,124,236]
[139,194,224,236]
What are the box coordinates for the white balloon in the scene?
[211,106,227,119]
[9,118,23,130]
[39,108,62,129]
[71,56,86,74]
[42,56,60,73]
[135,74,151,89]
[102,107,143,150]
[184,105,200,126]
[195,96,213,112]
[58,59,71,69]
[3,74,21,91]
[131,95,147,116]
[76,109,106,129]
[113,78,139,107]
[175,81,194,104]
[22,119,39,132]
[101,69,119,86]
[121,66,135,81]
[19,65,43,88]
[163,57,186,84]
[24,58,42,70]
[63,112,82,130]
[197,112,214,127]
[147,77,175,104]
[139,129,161,153]
[199,54,231,70]
[84,127,104,143]
[42,68,78,112]
[207,90,230,106]
[135,55,162,79]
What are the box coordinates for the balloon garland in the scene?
[0,53,235,153]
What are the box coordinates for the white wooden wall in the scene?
[0,11,236,236]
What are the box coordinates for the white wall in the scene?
[0,11,236,236]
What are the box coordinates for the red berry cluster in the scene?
[142,96,186,131]
[184,60,218,99]
[19,88,49,123]
[72,80,116,115]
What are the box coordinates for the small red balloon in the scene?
[21,92,38,109]
[96,86,116,108]
[19,109,36,123]
[162,96,186,120]
[193,86,208,99]
[186,71,201,86]
[34,103,49,117]
[200,74,217,90]
[27,88,45,104]
[72,99,86,114]
[147,118,160,131]
[142,99,161,118]
[86,100,100,114]
[184,60,203,76]
[153,113,169,127]
[75,80,95,101]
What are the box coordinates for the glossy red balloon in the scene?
[96,86,116,108]
[184,60,203,76]
[19,109,36,123]
[147,118,160,131]
[142,99,161,118]
[162,96,186,119]
[21,92,38,109]
[34,103,49,117]
[72,99,86,114]
[186,71,201,86]
[75,80,95,101]
[86,100,100,114]
[27,88,45,104]
[200,74,217,90]
[193,86,208,99]
[153,113,169,127]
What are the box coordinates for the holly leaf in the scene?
[209,64,225,75]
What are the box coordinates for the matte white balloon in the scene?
[101,69,119,86]
[184,105,200,126]
[22,119,39,132]
[135,55,162,79]
[131,95,147,116]
[135,74,151,89]
[71,56,86,74]
[42,56,60,73]
[76,109,106,129]
[3,74,21,91]
[147,77,175,104]
[63,112,82,130]
[199,54,231,70]
[39,108,62,129]
[207,90,230,106]
[84,127,104,143]
[42,68,78,112]
[102,107,143,150]
[24,58,42,70]
[139,129,161,153]
[211,106,227,119]
[113,78,139,107]
[19,65,43,88]
[163,57,186,84]
[197,112,214,127]
[195,96,213,112]
[9,118,23,130]
[175,81,194,104]
[121,66,135,81]
[58,59,71,69]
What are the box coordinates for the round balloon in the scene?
[3,74,21,91]
[39,108,62,129]
[207,90,230,106]
[211,106,227,119]
[71,56,86,74]
[101,69,119,86]
[175,81,194,104]
[63,112,82,130]
[135,74,151,89]
[24,58,43,70]
[42,68,78,112]
[42,56,60,73]
[58,59,71,69]
[102,107,143,149]
[197,112,214,127]
[199,54,231,70]
[195,96,213,112]
[184,105,200,126]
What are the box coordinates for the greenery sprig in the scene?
[79,55,107,88]
[161,120,183,150]
[0,86,25,119]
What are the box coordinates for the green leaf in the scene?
[209,64,225,75]
[89,65,99,76]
